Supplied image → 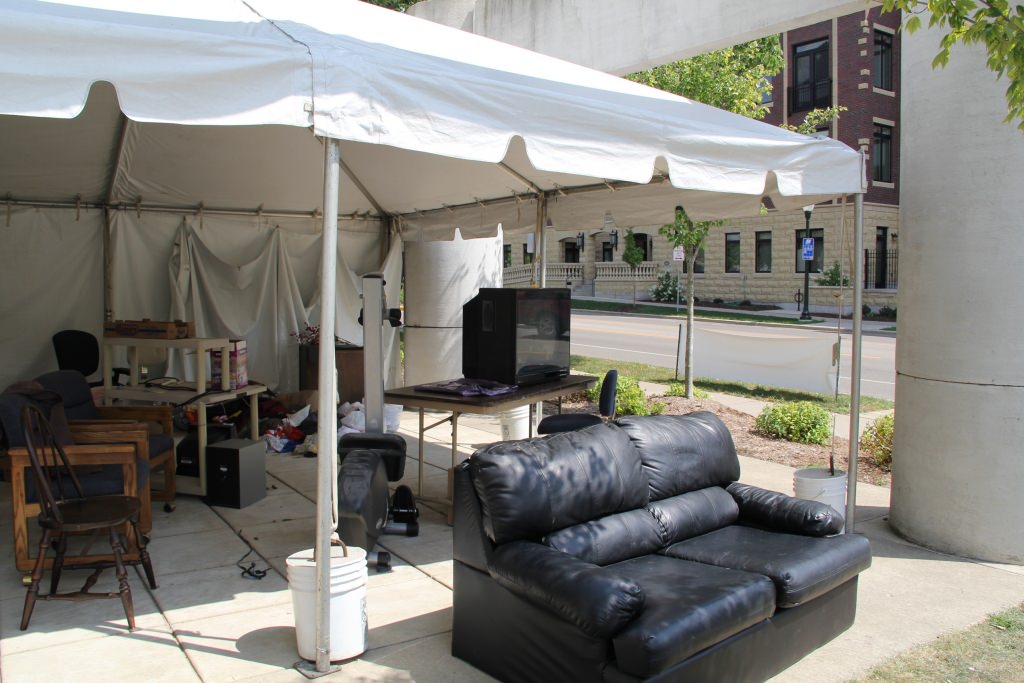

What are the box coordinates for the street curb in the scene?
[571,306,898,338]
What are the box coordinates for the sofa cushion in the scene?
[649,486,739,544]
[615,413,739,501]
[610,554,776,678]
[663,525,873,607]
[35,370,98,420]
[471,422,648,544]
[544,508,665,566]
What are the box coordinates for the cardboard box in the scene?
[211,339,248,390]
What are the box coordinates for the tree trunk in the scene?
[685,256,696,399]
[631,271,637,309]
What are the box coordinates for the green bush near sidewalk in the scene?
[754,401,832,445]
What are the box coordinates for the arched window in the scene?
[632,232,651,261]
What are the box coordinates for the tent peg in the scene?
[75,194,82,221]
[603,181,617,192]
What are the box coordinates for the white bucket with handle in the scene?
[287,544,368,662]
[793,467,848,526]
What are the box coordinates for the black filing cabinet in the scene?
[204,439,267,509]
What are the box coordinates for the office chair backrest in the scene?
[599,369,618,419]
[52,329,100,378]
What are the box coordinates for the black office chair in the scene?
[52,330,128,387]
[537,369,618,434]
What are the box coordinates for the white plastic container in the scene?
[499,405,531,440]
[287,545,368,662]
[793,467,848,522]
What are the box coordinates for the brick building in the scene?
[503,6,901,313]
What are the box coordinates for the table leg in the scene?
[102,344,113,405]
[528,403,534,438]
[249,395,259,439]
[451,411,459,470]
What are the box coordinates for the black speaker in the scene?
[176,423,237,477]
[204,439,267,509]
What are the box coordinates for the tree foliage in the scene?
[627,37,784,119]
[659,206,722,397]
[360,0,418,11]
[621,228,645,308]
[882,0,1024,131]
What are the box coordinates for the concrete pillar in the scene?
[403,229,503,386]
[890,27,1024,563]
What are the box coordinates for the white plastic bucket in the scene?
[499,405,531,441]
[287,545,368,662]
[793,467,848,521]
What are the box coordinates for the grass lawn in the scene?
[855,603,1024,682]
[570,299,823,324]
[571,354,894,414]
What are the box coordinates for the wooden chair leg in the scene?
[49,533,67,594]
[131,519,157,590]
[109,528,136,631]
[21,529,51,630]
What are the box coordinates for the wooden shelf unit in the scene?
[102,336,266,496]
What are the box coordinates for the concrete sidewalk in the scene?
[1,408,1020,683]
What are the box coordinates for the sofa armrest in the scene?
[727,482,843,537]
[489,541,644,638]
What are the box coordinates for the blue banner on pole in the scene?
[801,237,815,261]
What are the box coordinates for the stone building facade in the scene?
[502,6,901,314]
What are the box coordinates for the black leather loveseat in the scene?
[452,412,871,682]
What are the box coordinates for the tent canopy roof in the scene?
[0,0,865,237]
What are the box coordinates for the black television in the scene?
[462,288,570,386]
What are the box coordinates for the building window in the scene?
[874,30,893,90]
[795,228,824,273]
[503,244,512,268]
[873,124,893,183]
[760,76,774,105]
[683,248,705,274]
[792,39,830,111]
[725,233,741,273]
[602,241,614,262]
[632,232,651,261]
[563,240,579,263]
[522,244,532,264]
[755,231,772,273]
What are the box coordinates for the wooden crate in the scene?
[103,319,195,339]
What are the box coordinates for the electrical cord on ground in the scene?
[236,547,270,580]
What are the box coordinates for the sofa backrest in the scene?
[469,422,648,545]
[614,412,740,501]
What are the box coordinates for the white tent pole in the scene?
[845,190,864,532]
[538,194,548,287]
[314,138,341,672]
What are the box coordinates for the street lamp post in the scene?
[800,204,814,320]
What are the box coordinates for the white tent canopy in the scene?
[1,0,867,670]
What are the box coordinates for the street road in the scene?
[570,312,896,400]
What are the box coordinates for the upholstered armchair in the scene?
[35,370,176,520]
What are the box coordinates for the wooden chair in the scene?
[35,370,176,521]
[18,404,156,632]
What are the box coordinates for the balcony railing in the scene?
[547,262,584,282]
[864,249,898,289]
[502,264,534,286]
[595,261,659,281]
[790,78,832,112]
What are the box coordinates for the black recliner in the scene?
[537,369,617,434]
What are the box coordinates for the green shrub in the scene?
[587,375,665,417]
[649,271,683,303]
[860,413,894,470]
[878,305,897,319]
[666,382,709,399]
[815,261,850,287]
[754,401,832,445]
[862,303,872,316]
